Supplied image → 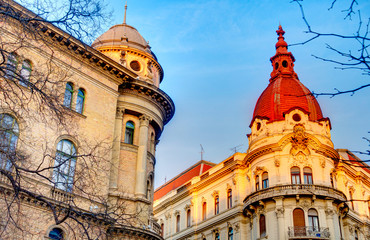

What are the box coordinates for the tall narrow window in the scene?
[255,176,260,191]
[160,223,164,237]
[20,60,31,87]
[176,214,180,232]
[308,209,319,232]
[259,214,266,237]
[228,227,233,240]
[214,196,219,214]
[202,202,207,220]
[355,230,359,240]
[150,132,155,152]
[187,209,191,227]
[227,189,232,209]
[0,114,19,170]
[63,83,73,108]
[53,139,76,192]
[303,167,313,184]
[49,228,64,240]
[262,172,269,189]
[293,208,306,236]
[5,53,17,80]
[146,175,153,199]
[291,167,301,184]
[75,88,85,114]
[215,232,220,240]
[124,121,135,144]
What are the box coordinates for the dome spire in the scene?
[123,1,127,24]
[275,25,288,53]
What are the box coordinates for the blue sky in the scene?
[105,0,370,188]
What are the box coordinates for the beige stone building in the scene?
[0,0,173,239]
[153,26,370,240]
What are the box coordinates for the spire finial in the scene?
[275,25,288,51]
[123,1,127,24]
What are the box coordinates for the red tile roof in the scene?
[154,160,215,201]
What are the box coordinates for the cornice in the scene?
[120,80,175,125]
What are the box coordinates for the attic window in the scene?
[257,122,261,131]
[130,61,141,72]
[275,62,279,70]
[293,113,301,122]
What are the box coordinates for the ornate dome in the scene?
[91,24,152,54]
[250,26,324,127]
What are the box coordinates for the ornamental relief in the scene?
[290,125,310,157]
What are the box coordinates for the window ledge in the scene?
[62,105,87,119]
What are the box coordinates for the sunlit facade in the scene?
[153,26,370,240]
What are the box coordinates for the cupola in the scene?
[91,4,163,85]
[250,26,325,127]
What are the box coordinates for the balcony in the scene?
[244,184,347,207]
[288,226,330,239]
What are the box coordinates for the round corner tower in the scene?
[242,26,348,240]
[91,8,175,232]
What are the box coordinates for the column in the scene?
[274,197,285,240]
[109,106,124,190]
[325,203,335,240]
[135,114,151,197]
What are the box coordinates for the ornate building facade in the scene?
[0,0,173,239]
[153,26,370,240]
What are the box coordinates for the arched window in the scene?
[187,209,191,227]
[63,82,74,108]
[355,230,359,240]
[291,167,301,184]
[146,174,153,200]
[214,195,219,215]
[202,202,207,220]
[5,52,18,80]
[20,60,31,87]
[255,175,260,191]
[227,189,232,209]
[228,227,233,240]
[53,139,76,192]
[215,232,220,240]
[160,223,164,237]
[75,88,85,114]
[308,209,319,231]
[262,172,269,189]
[260,214,266,237]
[176,214,180,232]
[124,121,135,144]
[303,167,313,184]
[49,227,64,240]
[293,208,306,236]
[0,114,19,170]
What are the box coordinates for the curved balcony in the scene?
[243,184,347,208]
[288,226,330,239]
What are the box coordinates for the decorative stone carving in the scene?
[274,158,280,167]
[119,50,127,66]
[139,115,151,126]
[290,125,310,157]
[211,190,219,198]
[232,177,237,185]
[275,207,285,218]
[165,212,171,220]
[320,158,326,168]
[325,208,335,217]
[299,199,312,210]
[234,222,240,232]
[116,107,125,119]
[173,210,180,217]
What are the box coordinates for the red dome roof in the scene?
[250,26,324,126]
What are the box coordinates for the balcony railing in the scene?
[288,226,330,239]
[244,184,347,207]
